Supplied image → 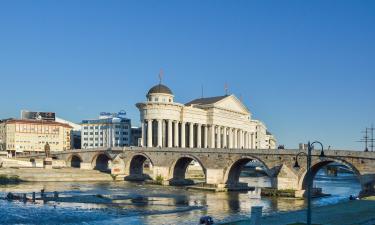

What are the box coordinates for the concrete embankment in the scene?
[222,198,375,225]
[0,168,113,182]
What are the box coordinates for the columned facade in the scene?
[136,83,276,150]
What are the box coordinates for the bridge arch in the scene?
[224,155,271,187]
[91,152,112,173]
[169,154,206,186]
[298,157,361,192]
[125,153,154,181]
[67,154,83,168]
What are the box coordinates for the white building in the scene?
[136,83,276,149]
[19,110,82,149]
[81,112,131,149]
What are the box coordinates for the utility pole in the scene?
[358,128,370,151]
[368,124,374,152]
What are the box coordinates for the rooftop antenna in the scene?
[158,69,164,85]
[201,84,204,98]
[224,82,229,96]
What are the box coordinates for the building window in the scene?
[155,97,158,101]
[95,132,98,135]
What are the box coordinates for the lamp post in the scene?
[293,141,325,225]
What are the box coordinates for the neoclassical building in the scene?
[136,83,276,149]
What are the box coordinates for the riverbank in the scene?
[222,197,375,225]
[0,168,113,182]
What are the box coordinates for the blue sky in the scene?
[0,1,374,150]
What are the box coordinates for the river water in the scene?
[0,171,361,225]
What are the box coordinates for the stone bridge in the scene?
[23,147,375,196]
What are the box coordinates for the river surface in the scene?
[0,171,361,225]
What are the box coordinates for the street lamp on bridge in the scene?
[293,141,325,225]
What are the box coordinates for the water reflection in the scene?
[0,172,361,225]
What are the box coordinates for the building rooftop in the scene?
[185,95,228,106]
[147,84,173,95]
[81,117,130,125]
[2,119,73,128]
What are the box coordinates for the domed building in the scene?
[136,83,276,149]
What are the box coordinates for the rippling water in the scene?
[0,171,361,225]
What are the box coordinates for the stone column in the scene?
[234,129,238,149]
[167,120,172,147]
[141,121,145,147]
[248,132,251,149]
[242,131,247,149]
[204,125,208,148]
[244,131,249,149]
[197,124,202,148]
[181,122,186,148]
[147,119,152,147]
[244,131,247,148]
[228,128,233,148]
[217,126,221,149]
[210,125,215,148]
[189,122,194,148]
[174,121,179,147]
[222,127,227,148]
[239,130,243,148]
[157,119,163,147]
[251,133,255,149]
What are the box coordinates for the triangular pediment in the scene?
[214,95,250,114]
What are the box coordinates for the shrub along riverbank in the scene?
[0,175,22,185]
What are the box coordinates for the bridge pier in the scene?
[265,165,299,191]
[80,163,93,170]
[152,166,170,185]
[359,174,375,197]
[111,162,127,181]
[205,168,224,185]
